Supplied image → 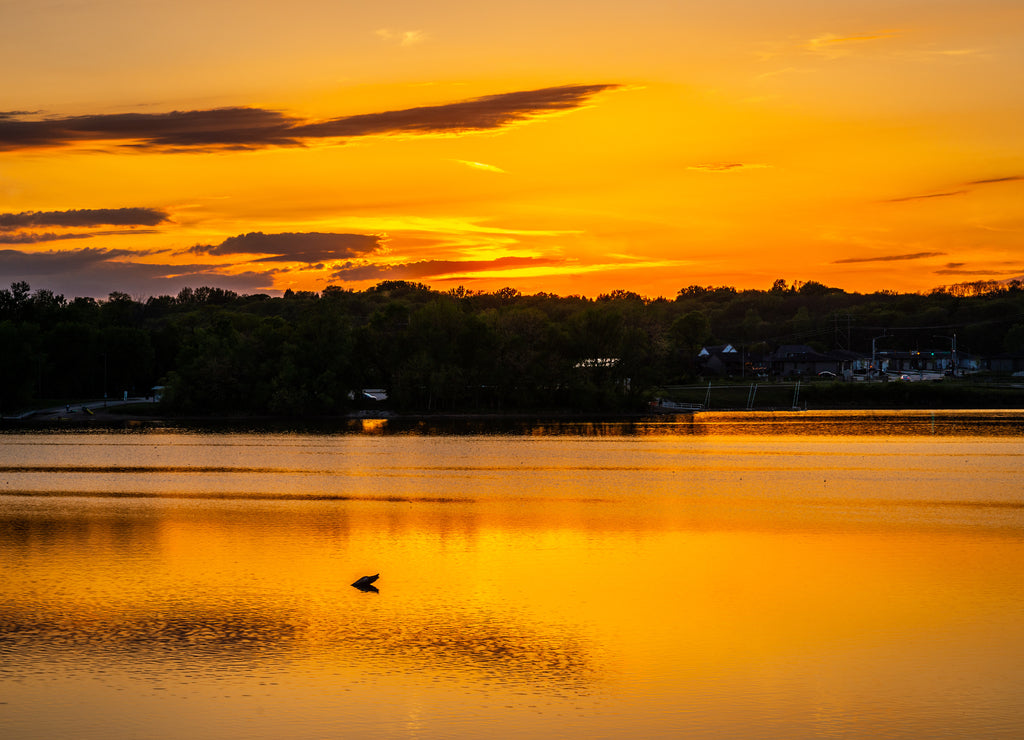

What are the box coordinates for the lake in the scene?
[2,410,1023,738]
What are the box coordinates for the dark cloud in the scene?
[834,251,945,264]
[332,255,561,282]
[0,108,300,151]
[883,175,1021,204]
[933,267,1023,276]
[0,85,619,152]
[885,191,967,203]
[0,207,170,229]
[0,229,162,245]
[0,247,149,273]
[0,247,275,298]
[293,84,619,139]
[967,176,1023,185]
[186,232,383,263]
[0,232,95,245]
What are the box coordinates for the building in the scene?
[983,353,1024,375]
[767,345,840,376]
[875,350,978,376]
[697,344,742,375]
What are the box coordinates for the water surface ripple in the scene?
[2,411,1023,739]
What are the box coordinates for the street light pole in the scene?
[934,333,957,376]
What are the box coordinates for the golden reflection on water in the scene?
[2,414,1024,739]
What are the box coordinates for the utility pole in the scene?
[833,314,854,351]
[934,333,958,375]
[871,333,888,378]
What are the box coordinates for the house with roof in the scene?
[767,344,841,377]
[697,344,742,375]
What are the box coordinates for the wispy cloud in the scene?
[884,190,968,203]
[291,85,618,139]
[454,160,506,173]
[834,251,945,264]
[804,31,900,58]
[932,48,984,57]
[0,230,162,245]
[375,28,427,46]
[884,175,1021,204]
[906,47,989,62]
[933,268,1019,276]
[968,175,1023,185]
[331,254,695,284]
[0,232,93,245]
[332,256,563,282]
[0,84,620,153]
[687,163,770,172]
[758,31,986,66]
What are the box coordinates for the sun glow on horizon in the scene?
[1,1,1021,298]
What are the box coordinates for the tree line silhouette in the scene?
[2,278,1024,415]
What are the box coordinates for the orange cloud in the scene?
[375,28,427,46]
[804,31,900,57]
[332,256,563,282]
[455,160,506,173]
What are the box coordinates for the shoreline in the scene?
[4,405,1024,432]
[4,382,1024,430]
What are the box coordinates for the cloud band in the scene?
[0,85,619,153]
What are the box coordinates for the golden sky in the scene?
[1,0,1022,298]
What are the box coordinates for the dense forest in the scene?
[3,278,1024,416]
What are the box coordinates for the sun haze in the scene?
[1,0,1021,298]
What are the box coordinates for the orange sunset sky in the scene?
[1,0,1022,299]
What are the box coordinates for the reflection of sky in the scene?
[0,599,596,693]
[1,424,1024,738]
[0,509,599,693]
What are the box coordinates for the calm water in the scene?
[1,410,1023,739]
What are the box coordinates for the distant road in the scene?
[3,397,158,421]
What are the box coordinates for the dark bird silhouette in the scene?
[351,574,380,592]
